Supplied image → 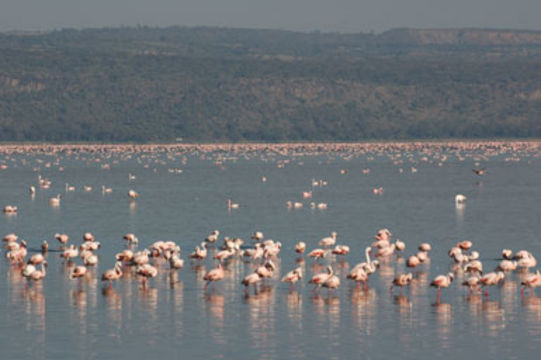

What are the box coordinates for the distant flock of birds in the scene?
[4,225,541,303]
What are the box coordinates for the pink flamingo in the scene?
[462,275,481,294]
[307,248,326,261]
[480,271,505,297]
[241,273,261,293]
[322,274,340,294]
[521,270,541,295]
[203,263,225,291]
[102,261,123,287]
[391,273,413,294]
[30,262,48,282]
[136,264,158,287]
[295,242,306,254]
[281,267,303,290]
[70,265,87,279]
[431,272,454,301]
[309,266,333,293]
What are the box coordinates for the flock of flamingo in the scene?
[2,141,541,310]
[5,223,541,304]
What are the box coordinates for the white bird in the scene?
[319,232,337,247]
[455,194,467,204]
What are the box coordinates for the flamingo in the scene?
[263,242,281,258]
[331,245,350,256]
[502,249,513,260]
[70,265,87,279]
[391,273,413,293]
[431,272,454,301]
[375,229,392,242]
[41,240,49,253]
[83,232,95,242]
[55,233,69,247]
[455,194,467,204]
[256,260,276,282]
[251,231,264,241]
[462,275,481,294]
[419,243,432,252]
[49,194,61,206]
[241,243,264,263]
[377,243,396,257]
[115,249,134,263]
[128,189,139,199]
[205,230,220,244]
[480,271,505,297]
[407,255,421,268]
[322,274,340,293]
[30,262,47,282]
[203,263,225,290]
[307,248,326,261]
[169,255,185,269]
[213,248,235,263]
[5,241,21,251]
[3,233,18,243]
[319,232,337,247]
[521,270,541,295]
[61,245,79,261]
[514,250,533,260]
[82,252,98,266]
[123,233,139,245]
[101,261,123,287]
[464,260,483,274]
[395,239,406,253]
[136,264,158,287]
[295,242,306,254]
[309,266,333,293]
[21,263,37,279]
[518,255,537,269]
[281,267,303,289]
[227,199,239,210]
[189,242,208,262]
[29,254,45,265]
[132,250,150,266]
[241,273,261,293]
[347,266,369,290]
[7,240,27,263]
[457,240,473,250]
[496,260,517,272]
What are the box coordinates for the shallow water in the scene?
[1,144,540,359]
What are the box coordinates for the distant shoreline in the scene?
[1,140,540,153]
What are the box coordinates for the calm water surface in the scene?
[0,145,540,359]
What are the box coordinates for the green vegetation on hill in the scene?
[1,26,541,142]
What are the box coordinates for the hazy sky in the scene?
[2,0,540,33]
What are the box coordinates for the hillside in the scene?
[1,26,541,141]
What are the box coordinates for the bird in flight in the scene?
[472,168,486,176]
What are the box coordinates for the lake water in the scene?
[1,143,540,360]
